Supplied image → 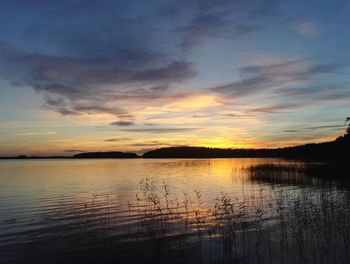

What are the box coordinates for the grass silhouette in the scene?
[69,177,350,263]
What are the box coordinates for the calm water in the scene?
[0,158,349,264]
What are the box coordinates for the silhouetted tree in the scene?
[346,117,350,135]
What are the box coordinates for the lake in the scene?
[0,158,349,264]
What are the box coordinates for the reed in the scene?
[71,177,350,263]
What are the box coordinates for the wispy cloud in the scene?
[220,113,256,117]
[120,128,201,134]
[211,59,343,98]
[177,0,283,49]
[305,124,345,130]
[246,103,305,114]
[275,83,350,102]
[283,124,345,133]
[15,131,56,136]
[284,129,302,133]
[104,138,130,142]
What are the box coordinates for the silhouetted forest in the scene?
[142,134,350,159]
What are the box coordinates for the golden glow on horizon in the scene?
[0,133,341,156]
[168,95,223,110]
[0,91,344,156]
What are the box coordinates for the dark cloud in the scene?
[0,45,196,118]
[305,125,345,130]
[150,85,169,92]
[1,47,195,96]
[211,59,343,98]
[0,1,196,117]
[105,139,175,149]
[42,97,127,116]
[110,121,135,127]
[104,138,130,142]
[42,94,65,107]
[283,124,345,133]
[246,103,305,114]
[57,109,81,116]
[284,130,302,133]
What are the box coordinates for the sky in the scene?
[0,0,349,156]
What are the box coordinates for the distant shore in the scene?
[1,134,349,160]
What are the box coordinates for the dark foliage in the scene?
[143,134,350,159]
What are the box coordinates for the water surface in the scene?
[0,158,349,264]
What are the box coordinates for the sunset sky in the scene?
[0,0,349,156]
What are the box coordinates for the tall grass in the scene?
[247,162,349,182]
[72,177,350,263]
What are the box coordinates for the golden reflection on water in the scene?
[0,158,307,224]
[0,157,305,235]
[0,158,303,205]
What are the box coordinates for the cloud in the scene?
[110,121,135,126]
[305,125,345,130]
[284,130,302,133]
[120,128,200,134]
[104,138,130,142]
[283,124,345,133]
[246,103,305,114]
[0,46,195,108]
[0,0,284,121]
[297,22,320,37]
[211,59,342,98]
[177,0,283,49]
[14,131,56,136]
[192,114,213,118]
[275,83,350,102]
[0,46,197,123]
[220,113,256,117]
[103,139,174,148]
[0,1,197,118]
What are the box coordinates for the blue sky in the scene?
[0,0,349,155]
